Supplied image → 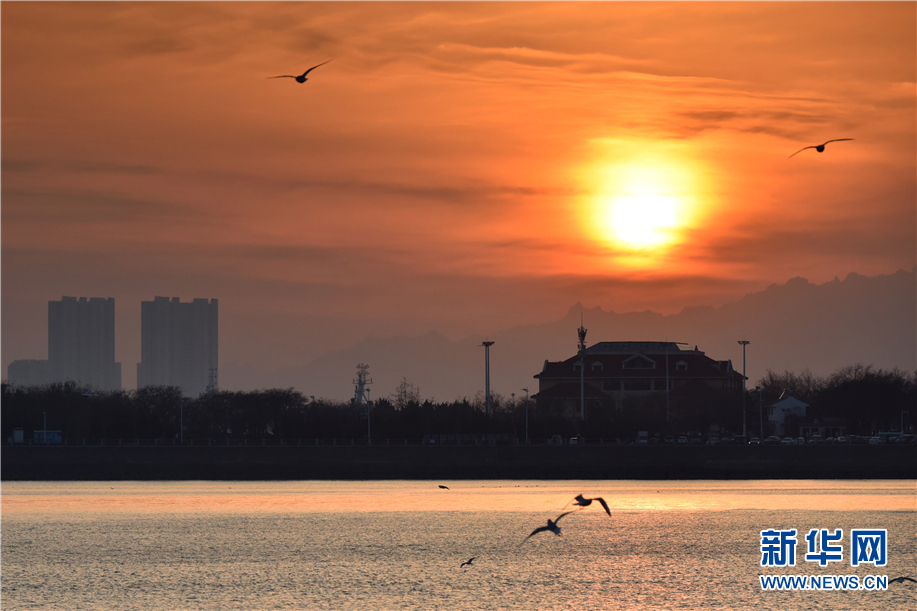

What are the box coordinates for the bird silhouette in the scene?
[524,511,574,541]
[460,557,476,568]
[788,139,853,158]
[566,494,611,516]
[438,485,450,490]
[268,60,331,83]
[889,576,917,584]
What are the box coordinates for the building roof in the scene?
[536,343,741,382]
[770,396,809,409]
[585,341,697,355]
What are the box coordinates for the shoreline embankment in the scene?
[2,443,914,480]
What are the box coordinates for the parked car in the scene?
[764,436,781,445]
[868,436,882,445]
[664,435,675,444]
[796,436,806,445]
[894,434,915,444]
[748,437,760,445]
[781,437,796,445]
[824,437,837,444]
[836,436,850,444]
[569,435,584,445]
[548,435,563,445]
[677,436,688,444]
[809,435,824,444]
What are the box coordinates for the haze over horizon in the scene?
[3,3,915,396]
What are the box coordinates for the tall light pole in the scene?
[522,387,529,445]
[738,340,750,438]
[482,341,494,416]
[755,385,763,439]
[578,323,587,420]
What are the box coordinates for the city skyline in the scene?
[3,3,915,396]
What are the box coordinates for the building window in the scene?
[676,360,688,371]
[592,361,603,372]
[623,379,652,391]
[622,354,656,369]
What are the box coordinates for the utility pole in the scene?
[738,340,750,438]
[482,342,494,416]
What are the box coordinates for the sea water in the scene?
[2,480,914,610]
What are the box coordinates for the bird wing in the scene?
[267,75,297,79]
[596,497,611,516]
[525,525,550,540]
[788,146,816,158]
[554,511,575,523]
[302,60,331,76]
[822,138,853,145]
[439,485,449,489]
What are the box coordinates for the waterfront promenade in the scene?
[3,441,914,480]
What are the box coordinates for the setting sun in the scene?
[581,143,706,260]
[604,193,680,249]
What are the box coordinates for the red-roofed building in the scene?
[534,341,744,412]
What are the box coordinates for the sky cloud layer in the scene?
[3,2,914,393]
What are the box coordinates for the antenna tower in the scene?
[353,363,373,405]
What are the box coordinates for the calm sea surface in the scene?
[2,480,915,610]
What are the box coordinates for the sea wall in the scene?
[2,443,914,480]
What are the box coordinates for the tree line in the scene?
[2,364,913,443]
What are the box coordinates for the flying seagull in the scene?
[788,138,853,158]
[524,511,574,541]
[567,494,611,516]
[438,485,450,490]
[460,557,476,568]
[268,60,331,83]
[889,576,917,584]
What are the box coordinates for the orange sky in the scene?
[3,2,915,390]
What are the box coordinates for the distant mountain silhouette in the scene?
[223,268,916,401]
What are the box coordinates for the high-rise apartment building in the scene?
[137,297,218,397]
[45,296,121,390]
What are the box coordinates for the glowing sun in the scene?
[581,146,706,258]
[605,193,680,249]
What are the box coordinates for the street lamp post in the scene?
[755,386,763,439]
[738,340,750,438]
[482,342,494,417]
[577,323,587,420]
[522,388,529,445]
